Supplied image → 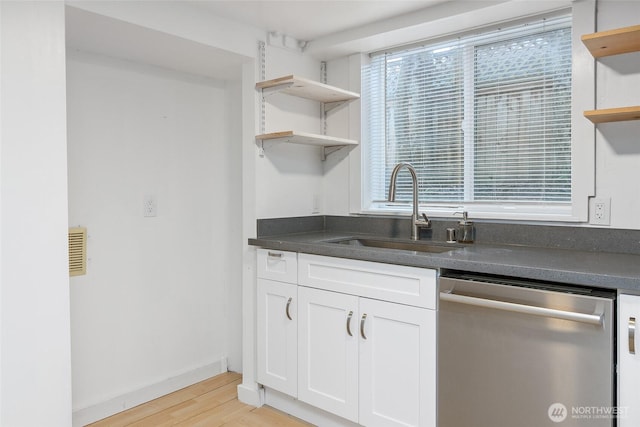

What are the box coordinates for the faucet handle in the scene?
[415,212,431,228]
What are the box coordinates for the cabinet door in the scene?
[619,294,640,426]
[298,286,359,423]
[359,298,436,427]
[257,279,297,397]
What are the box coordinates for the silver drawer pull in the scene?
[267,251,283,259]
[440,292,603,326]
[630,317,636,355]
[285,297,293,321]
[346,311,353,336]
[360,313,368,340]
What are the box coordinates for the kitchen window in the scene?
[361,14,575,219]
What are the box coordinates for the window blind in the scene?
[362,14,572,208]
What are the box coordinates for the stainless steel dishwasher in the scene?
[439,272,615,427]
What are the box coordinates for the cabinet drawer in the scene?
[298,253,436,309]
[257,248,298,283]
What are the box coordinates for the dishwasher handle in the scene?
[440,292,603,326]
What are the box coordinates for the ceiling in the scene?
[66,6,249,81]
[188,0,448,42]
[65,0,449,80]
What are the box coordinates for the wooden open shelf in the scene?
[584,106,640,124]
[581,24,640,58]
[581,25,640,124]
[256,75,359,159]
[256,131,358,147]
[256,75,360,104]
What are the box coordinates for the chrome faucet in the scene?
[388,162,431,240]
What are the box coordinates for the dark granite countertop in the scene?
[249,216,640,292]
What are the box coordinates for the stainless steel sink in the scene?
[329,238,457,253]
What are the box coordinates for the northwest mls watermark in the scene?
[548,402,629,423]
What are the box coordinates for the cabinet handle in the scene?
[630,317,636,355]
[346,311,353,336]
[267,251,283,259]
[285,297,293,320]
[360,313,367,340]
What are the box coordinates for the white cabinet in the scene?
[257,250,437,426]
[298,286,359,422]
[359,298,435,427]
[297,287,436,427]
[257,279,298,397]
[618,294,640,426]
[256,249,298,397]
[297,254,437,427]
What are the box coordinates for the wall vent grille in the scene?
[69,227,87,277]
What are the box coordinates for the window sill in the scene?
[361,203,581,223]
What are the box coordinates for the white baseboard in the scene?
[237,382,265,407]
[264,388,359,427]
[72,358,227,427]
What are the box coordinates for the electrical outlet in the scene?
[591,197,610,226]
[143,195,157,217]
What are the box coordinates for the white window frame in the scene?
[349,0,596,223]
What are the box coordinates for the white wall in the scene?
[238,42,326,406]
[0,1,72,426]
[592,0,640,230]
[66,52,241,421]
[68,0,262,60]
[61,0,269,418]
[255,45,326,218]
[226,78,244,375]
[324,54,362,215]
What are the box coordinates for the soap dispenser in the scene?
[456,211,474,243]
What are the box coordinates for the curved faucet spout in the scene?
[388,163,417,204]
[388,163,431,240]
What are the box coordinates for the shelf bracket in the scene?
[321,145,344,161]
[256,138,280,156]
[260,82,295,98]
[323,100,349,113]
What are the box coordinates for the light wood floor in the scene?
[88,372,313,427]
